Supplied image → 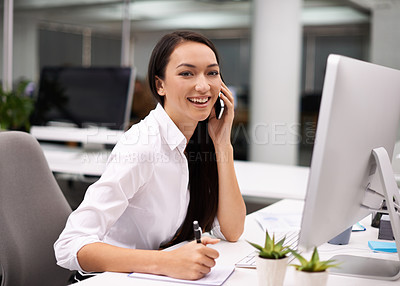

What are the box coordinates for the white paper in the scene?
[255,212,301,233]
[128,264,235,285]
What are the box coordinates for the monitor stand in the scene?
[329,255,400,280]
[330,147,400,280]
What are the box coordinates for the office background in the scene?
[1,0,400,210]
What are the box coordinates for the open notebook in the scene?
[128,264,234,286]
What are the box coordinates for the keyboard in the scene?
[235,230,299,268]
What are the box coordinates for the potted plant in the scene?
[290,247,339,286]
[247,231,292,286]
[0,80,35,131]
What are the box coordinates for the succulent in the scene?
[247,230,292,259]
[290,247,339,272]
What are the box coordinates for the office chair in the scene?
[0,131,72,286]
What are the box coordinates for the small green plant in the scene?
[0,80,35,131]
[247,230,292,259]
[290,247,339,272]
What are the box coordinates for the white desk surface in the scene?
[40,143,111,177]
[30,126,123,145]
[72,199,399,286]
[234,161,308,200]
[39,143,310,200]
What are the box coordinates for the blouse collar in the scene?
[153,104,187,153]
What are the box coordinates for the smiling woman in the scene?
[155,41,221,135]
[54,30,246,281]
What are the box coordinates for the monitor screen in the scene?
[31,66,135,130]
[298,55,400,279]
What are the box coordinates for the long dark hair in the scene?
[147,31,220,245]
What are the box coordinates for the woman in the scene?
[54,31,246,280]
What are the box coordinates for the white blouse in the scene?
[54,104,224,272]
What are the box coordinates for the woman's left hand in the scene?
[208,82,246,242]
[208,82,234,149]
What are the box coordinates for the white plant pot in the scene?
[255,255,289,286]
[293,269,329,286]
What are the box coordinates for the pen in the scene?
[193,220,202,243]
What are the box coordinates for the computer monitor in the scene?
[31,66,135,131]
[298,55,400,280]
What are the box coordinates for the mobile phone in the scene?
[215,93,225,120]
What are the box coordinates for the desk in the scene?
[234,161,308,201]
[39,143,310,201]
[30,126,124,145]
[72,199,399,285]
[39,143,111,177]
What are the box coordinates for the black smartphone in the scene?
[215,93,225,120]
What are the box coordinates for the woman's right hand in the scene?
[160,237,220,280]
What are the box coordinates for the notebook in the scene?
[128,264,235,285]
